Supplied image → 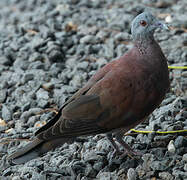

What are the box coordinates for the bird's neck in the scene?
[134,35,155,55]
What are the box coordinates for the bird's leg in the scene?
[106,133,122,157]
[115,132,142,158]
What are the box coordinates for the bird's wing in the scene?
[35,60,118,137]
[35,60,120,139]
[37,71,136,141]
[38,94,112,140]
[34,81,95,136]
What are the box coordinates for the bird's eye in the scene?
[140,20,147,26]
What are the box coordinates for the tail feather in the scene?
[8,138,70,165]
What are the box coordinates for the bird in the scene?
[8,12,170,165]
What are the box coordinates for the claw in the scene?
[106,132,142,159]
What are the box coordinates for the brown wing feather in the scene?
[35,80,95,136]
[35,61,119,140]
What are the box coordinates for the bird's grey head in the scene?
[131,12,169,41]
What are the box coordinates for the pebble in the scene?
[2,105,12,121]
[83,150,104,163]
[36,88,49,100]
[0,89,7,103]
[182,154,187,162]
[159,172,174,180]
[80,35,97,44]
[168,140,176,153]
[151,160,167,171]
[114,32,130,41]
[12,176,21,180]
[174,136,187,148]
[0,56,12,66]
[42,82,54,91]
[96,172,118,180]
[21,73,34,84]
[127,168,137,180]
[184,164,187,171]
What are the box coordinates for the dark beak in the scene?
[155,21,169,30]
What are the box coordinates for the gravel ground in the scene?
[0,0,187,179]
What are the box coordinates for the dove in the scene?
[8,12,170,164]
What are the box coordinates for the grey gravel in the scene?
[2,105,12,121]
[0,0,186,179]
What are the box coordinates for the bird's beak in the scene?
[154,21,170,30]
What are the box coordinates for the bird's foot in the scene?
[111,147,142,159]
[110,148,123,158]
[107,132,142,159]
[115,134,142,158]
[121,148,142,159]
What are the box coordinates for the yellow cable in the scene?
[130,129,187,134]
[168,66,187,70]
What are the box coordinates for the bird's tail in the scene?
[7,137,70,165]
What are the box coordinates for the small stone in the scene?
[184,164,187,171]
[96,30,110,40]
[181,111,187,119]
[149,119,161,131]
[175,113,185,121]
[56,4,70,15]
[28,52,43,62]
[80,35,97,44]
[155,0,171,8]
[0,119,7,127]
[31,36,45,50]
[142,153,155,171]
[70,74,84,88]
[103,38,114,59]
[48,50,64,62]
[77,61,89,70]
[174,136,187,148]
[181,71,187,78]
[172,170,187,179]
[34,121,46,128]
[0,89,7,103]
[96,172,117,180]
[154,134,173,141]
[0,56,12,66]
[5,128,16,135]
[136,165,145,178]
[27,115,40,127]
[83,150,103,163]
[93,162,104,171]
[150,161,167,171]
[85,164,97,177]
[2,105,12,121]
[36,88,49,100]
[116,44,127,57]
[114,32,130,41]
[22,73,34,84]
[127,168,137,180]
[42,82,54,91]
[12,176,21,180]
[182,154,187,162]
[21,102,31,112]
[168,140,176,153]
[96,138,110,152]
[159,172,174,180]
[20,108,42,122]
[96,58,108,68]
[28,61,45,69]
[37,99,49,108]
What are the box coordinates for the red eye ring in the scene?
[140,20,147,26]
